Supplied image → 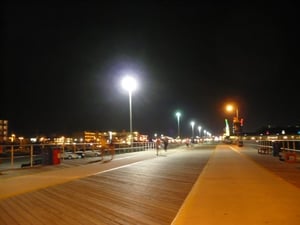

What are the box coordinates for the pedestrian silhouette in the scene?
[163,137,168,151]
[156,138,161,156]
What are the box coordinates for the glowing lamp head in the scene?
[122,76,137,93]
[226,104,234,112]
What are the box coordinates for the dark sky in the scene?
[2,1,299,138]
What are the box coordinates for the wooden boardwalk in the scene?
[0,147,213,225]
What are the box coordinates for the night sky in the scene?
[2,1,299,138]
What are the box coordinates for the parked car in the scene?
[84,150,101,157]
[60,151,81,159]
[74,151,86,158]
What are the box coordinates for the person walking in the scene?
[100,137,114,161]
[156,138,161,156]
[186,138,190,148]
[163,137,168,151]
[108,139,115,160]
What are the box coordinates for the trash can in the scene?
[42,147,61,165]
[52,148,61,165]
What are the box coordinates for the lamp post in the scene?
[190,121,195,141]
[198,126,202,137]
[226,104,237,135]
[226,104,239,121]
[122,76,137,147]
[226,103,242,145]
[175,112,181,138]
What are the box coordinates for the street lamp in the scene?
[226,103,242,142]
[175,112,181,138]
[122,75,137,147]
[190,121,195,139]
[198,126,202,137]
[226,104,239,121]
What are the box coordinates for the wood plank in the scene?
[0,149,212,225]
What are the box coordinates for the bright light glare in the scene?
[226,104,234,112]
[122,76,137,92]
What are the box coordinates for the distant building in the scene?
[71,130,147,144]
[0,119,8,143]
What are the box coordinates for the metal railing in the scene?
[0,142,156,170]
[245,139,300,162]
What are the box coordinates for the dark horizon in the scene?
[2,2,299,138]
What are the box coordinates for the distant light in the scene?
[30,138,37,143]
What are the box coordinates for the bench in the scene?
[21,159,43,168]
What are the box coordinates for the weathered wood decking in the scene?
[0,148,213,225]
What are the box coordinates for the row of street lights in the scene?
[121,76,201,143]
[175,104,241,140]
[121,75,241,143]
[175,111,211,139]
